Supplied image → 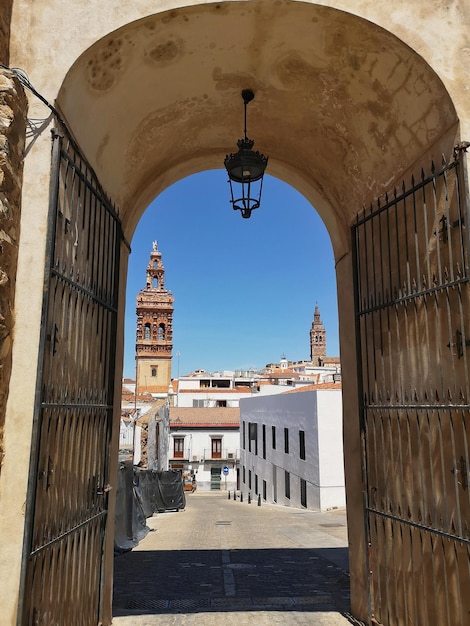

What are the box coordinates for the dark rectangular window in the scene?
[272,426,276,450]
[211,438,222,459]
[255,474,258,495]
[273,466,277,502]
[263,480,267,501]
[243,465,246,484]
[299,430,306,460]
[249,422,258,455]
[248,470,252,489]
[173,437,184,458]
[300,478,307,508]
[242,421,246,449]
[285,471,290,499]
[262,424,266,459]
[284,428,289,454]
[211,379,230,388]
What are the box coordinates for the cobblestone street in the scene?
[113,492,363,625]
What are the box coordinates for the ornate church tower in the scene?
[135,242,174,395]
[310,304,326,364]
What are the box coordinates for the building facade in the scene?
[169,407,240,491]
[135,243,174,396]
[174,352,341,409]
[240,385,345,511]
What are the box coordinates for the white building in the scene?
[169,407,240,491]
[239,383,345,511]
[174,370,265,408]
[172,363,340,408]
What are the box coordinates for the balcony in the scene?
[170,448,191,461]
[202,449,240,462]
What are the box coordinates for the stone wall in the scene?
[0,2,12,64]
[0,69,27,473]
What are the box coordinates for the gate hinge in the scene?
[47,323,59,355]
[454,141,470,159]
[435,214,465,243]
[451,456,468,490]
[447,329,470,359]
[96,483,112,495]
[436,214,448,243]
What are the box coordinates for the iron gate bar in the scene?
[29,510,108,557]
[358,277,470,315]
[365,404,470,410]
[351,201,373,621]
[367,507,470,544]
[50,270,118,312]
[354,160,459,228]
[41,403,113,409]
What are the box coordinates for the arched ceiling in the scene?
[56,1,458,254]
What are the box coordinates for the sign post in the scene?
[223,465,229,491]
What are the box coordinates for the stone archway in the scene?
[1,1,469,624]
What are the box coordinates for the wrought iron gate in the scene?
[353,147,470,625]
[21,130,122,624]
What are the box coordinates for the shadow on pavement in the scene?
[113,546,351,616]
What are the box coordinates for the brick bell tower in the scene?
[135,242,174,395]
[310,304,326,364]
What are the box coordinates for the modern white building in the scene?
[239,383,345,511]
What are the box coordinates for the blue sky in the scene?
[123,171,338,379]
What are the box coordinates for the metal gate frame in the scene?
[19,128,122,625]
[353,146,470,625]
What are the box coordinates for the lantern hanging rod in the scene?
[242,89,255,140]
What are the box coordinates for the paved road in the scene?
[113,492,363,625]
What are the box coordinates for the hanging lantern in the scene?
[224,89,268,219]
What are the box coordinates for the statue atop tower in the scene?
[310,304,326,364]
[135,243,174,395]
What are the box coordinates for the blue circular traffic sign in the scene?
[222,466,229,475]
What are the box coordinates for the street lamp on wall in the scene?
[224,89,268,219]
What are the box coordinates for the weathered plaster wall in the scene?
[8,1,470,135]
[49,1,462,249]
[8,1,469,247]
[0,70,26,473]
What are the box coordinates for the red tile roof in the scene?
[170,407,239,428]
